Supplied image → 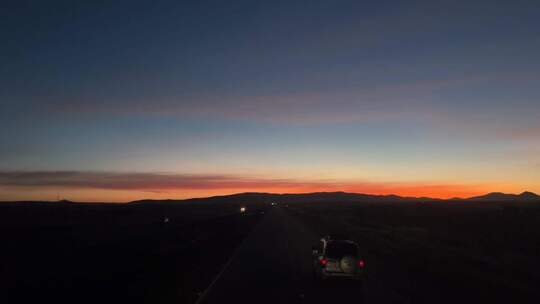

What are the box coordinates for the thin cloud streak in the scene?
[47,77,476,124]
[45,74,540,141]
[0,170,493,199]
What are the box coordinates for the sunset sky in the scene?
[1,0,539,201]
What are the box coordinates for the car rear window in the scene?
[325,242,358,259]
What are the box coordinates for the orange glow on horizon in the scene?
[0,181,520,202]
[0,170,531,202]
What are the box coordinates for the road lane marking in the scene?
[194,211,269,304]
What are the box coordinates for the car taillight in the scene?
[358,259,365,268]
[320,258,328,266]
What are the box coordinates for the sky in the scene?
[1,0,540,201]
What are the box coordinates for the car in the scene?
[312,236,365,281]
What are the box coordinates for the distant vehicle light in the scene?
[240,207,246,213]
[320,258,328,266]
[358,259,365,268]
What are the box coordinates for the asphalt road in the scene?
[197,207,404,304]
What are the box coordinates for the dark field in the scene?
[1,201,265,304]
[288,201,540,303]
[2,198,540,304]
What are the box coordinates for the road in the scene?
[197,207,404,304]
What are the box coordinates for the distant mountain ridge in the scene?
[3,191,539,205]
[466,191,540,201]
[130,190,540,204]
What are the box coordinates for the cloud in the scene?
[47,77,472,125]
[44,73,540,143]
[0,170,492,199]
[0,171,275,190]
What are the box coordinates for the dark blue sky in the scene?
[1,0,540,201]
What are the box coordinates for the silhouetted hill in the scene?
[5,191,539,205]
[132,191,540,205]
[519,191,540,200]
[467,191,540,202]
[130,191,440,205]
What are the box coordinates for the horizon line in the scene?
[1,190,537,204]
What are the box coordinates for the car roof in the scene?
[326,239,358,246]
[325,234,348,240]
